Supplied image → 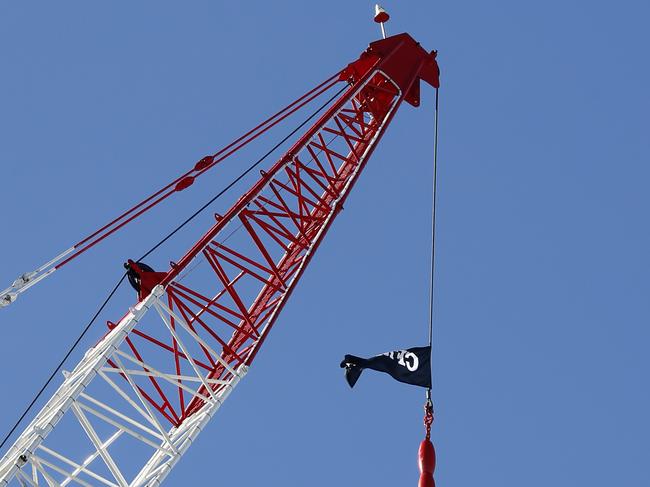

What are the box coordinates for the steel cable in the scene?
[426,88,440,401]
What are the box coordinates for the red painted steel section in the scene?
[341,33,439,107]
[105,33,440,425]
[162,33,438,287]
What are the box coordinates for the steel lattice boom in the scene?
[0,33,439,486]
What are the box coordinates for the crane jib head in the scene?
[339,33,440,108]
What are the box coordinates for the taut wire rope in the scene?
[426,87,440,405]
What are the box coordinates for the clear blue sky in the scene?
[1,1,649,485]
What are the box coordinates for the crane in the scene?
[0,32,440,486]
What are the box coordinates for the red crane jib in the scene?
[113,32,441,423]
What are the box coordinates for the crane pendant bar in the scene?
[0,34,439,486]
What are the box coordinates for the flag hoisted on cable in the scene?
[340,346,432,389]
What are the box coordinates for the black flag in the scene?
[340,346,431,389]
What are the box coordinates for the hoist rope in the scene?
[426,88,440,403]
[0,82,348,454]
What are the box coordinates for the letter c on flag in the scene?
[404,352,419,372]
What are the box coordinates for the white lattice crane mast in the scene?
[0,34,439,486]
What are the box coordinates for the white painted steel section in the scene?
[0,281,248,486]
[0,286,161,485]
